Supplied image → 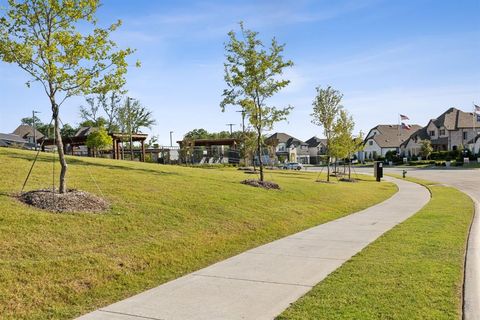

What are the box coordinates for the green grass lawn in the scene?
[0,148,396,319]
[277,180,474,320]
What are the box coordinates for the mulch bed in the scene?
[241,179,280,190]
[339,178,358,183]
[18,189,109,213]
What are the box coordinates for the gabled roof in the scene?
[75,126,97,137]
[468,134,480,144]
[265,132,308,147]
[431,107,480,130]
[0,133,28,144]
[12,124,44,139]
[366,124,422,148]
[305,136,327,148]
[400,127,430,147]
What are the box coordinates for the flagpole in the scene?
[398,114,400,137]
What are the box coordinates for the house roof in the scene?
[0,133,28,144]
[400,127,430,147]
[12,124,44,139]
[366,124,422,148]
[432,107,480,130]
[468,134,480,144]
[265,132,308,147]
[75,126,97,137]
[305,136,327,148]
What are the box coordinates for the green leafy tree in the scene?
[79,117,107,129]
[420,139,433,160]
[0,0,137,193]
[21,115,42,126]
[117,98,156,160]
[86,128,112,157]
[60,123,76,138]
[221,22,293,181]
[183,128,211,140]
[311,86,343,182]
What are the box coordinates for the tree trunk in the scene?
[130,134,134,160]
[348,161,352,180]
[326,156,330,182]
[257,128,264,181]
[52,103,68,194]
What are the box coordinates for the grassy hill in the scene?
[0,148,396,319]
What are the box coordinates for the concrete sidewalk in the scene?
[78,177,430,320]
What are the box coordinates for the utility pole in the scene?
[127,97,134,160]
[236,109,246,134]
[236,109,247,165]
[32,110,40,151]
[170,131,174,147]
[226,123,235,136]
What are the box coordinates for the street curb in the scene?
[463,196,480,320]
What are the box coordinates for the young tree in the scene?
[117,98,156,160]
[221,22,293,181]
[420,140,433,160]
[330,109,354,176]
[0,0,136,193]
[102,91,122,133]
[86,128,113,157]
[311,86,343,182]
[79,95,103,123]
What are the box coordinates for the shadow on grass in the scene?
[8,153,181,177]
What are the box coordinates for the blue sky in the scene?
[1,0,479,145]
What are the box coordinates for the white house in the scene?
[363,124,421,159]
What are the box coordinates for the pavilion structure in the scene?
[41,128,148,162]
[111,133,148,161]
[177,138,240,164]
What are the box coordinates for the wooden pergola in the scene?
[42,132,149,162]
[177,138,239,149]
[111,133,148,161]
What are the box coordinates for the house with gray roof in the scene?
[12,124,44,145]
[305,136,327,164]
[363,124,422,159]
[0,133,29,148]
[265,132,310,164]
[401,107,480,156]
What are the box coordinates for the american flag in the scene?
[400,114,409,120]
[401,122,412,130]
[475,104,480,113]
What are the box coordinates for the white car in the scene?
[283,162,303,170]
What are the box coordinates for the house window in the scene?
[369,141,373,146]
[463,132,468,140]
[439,129,445,136]
[429,130,435,137]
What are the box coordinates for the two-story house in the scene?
[402,107,480,156]
[305,136,327,164]
[265,132,310,164]
[362,124,422,159]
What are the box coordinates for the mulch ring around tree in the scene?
[339,178,358,183]
[241,179,280,190]
[17,189,110,213]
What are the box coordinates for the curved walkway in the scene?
[78,177,430,320]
